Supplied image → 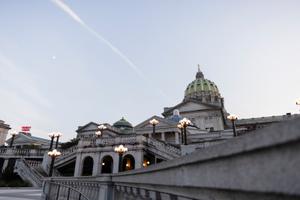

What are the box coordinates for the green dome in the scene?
[185,78,220,96]
[113,117,133,130]
[184,67,221,102]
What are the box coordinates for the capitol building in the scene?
[0,67,299,200]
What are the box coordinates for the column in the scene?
[93,153,100,176]
[74,154,82,177]
[134,151,143,169]
[1,159,8,172]
[112,153,119,173]
[175,132,179,144]
[161,132,165,141]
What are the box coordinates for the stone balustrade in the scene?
[0,148,46,158]
[43,118,300,200]
[15,159,44,187]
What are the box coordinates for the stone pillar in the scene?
[2,159,8,172]
[93,153,100,176]
[161,132,165,141]
[175,132,179,144]
[112,153,119,173]
[134,151,143,169]
[74,153,82,177]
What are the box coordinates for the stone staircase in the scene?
[15,159,45,187]
[53,146,77,168]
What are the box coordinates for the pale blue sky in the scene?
[1,0,300,141]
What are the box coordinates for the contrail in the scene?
[51,0,169,100]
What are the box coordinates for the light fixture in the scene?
[179,118,191,145]
[227,114,238,137]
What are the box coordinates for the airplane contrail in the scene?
[51,0,169,101]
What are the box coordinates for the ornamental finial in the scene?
[196,64,204,79]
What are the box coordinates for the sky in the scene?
[0,0,300,141]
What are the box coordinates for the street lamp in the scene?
[48,149,61,177]
[95,124,107,137]
[177,124,184,145]
[114,144,128,172]
[227,114,238,137]
[54,132,62,149]
[48,132,56,151]
[179,118,191,145]
[9,130,18,148]
[149,119,159,136]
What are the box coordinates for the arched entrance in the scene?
[81,156,93,176]
[101,155,113,174]
[122,154,135,171]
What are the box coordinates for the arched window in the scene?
[101,155,113,174]
[81,156,93,176]
[122,154,135,171]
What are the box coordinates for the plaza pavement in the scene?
[0,188,41,200]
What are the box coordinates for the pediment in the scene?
[163,100,220,116]
[178,102,214,112]
[135,115,176,130]
[77,122,99,133]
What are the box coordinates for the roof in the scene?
[236,113,300,125]
[162,99,222,117]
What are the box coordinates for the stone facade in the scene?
[0,120,10,146]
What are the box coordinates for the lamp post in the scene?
[48,132,56,151]
[177,124,184,144]
[48,149,61,177]
[54,132,62,149]
[227,114,238,137]
[9,130,18,148]
[95,124,107,137]
[179,118,191,145]
[149,119,159,136]
[114,144,128,172]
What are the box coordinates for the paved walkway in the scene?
[0,188,41,200]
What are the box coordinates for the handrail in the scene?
[15,159,43,187]
[43,181,90,200]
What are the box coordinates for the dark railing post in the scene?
[78,193,82,200]
[232,120,237,137]
[180,128,184,144]
[49,156,55,177]
[67,187,71,200]
[56,184,60,200]
[10,134,16,148]
[183,126,187,145]
[118,153,123,172]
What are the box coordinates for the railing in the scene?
[0,148,46,157]
[15,159,44,187]
[146,137,181,156]
[78,135,180,157]
[55,146,78,165]
[43,181,89,200]
[26,160,42,167]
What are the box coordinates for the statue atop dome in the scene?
[196,64,204,79]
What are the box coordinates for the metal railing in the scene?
[43,181,89,200]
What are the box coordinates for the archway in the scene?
[81,156,93,176]
[101,155,113,174]
[122,154,135,171]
